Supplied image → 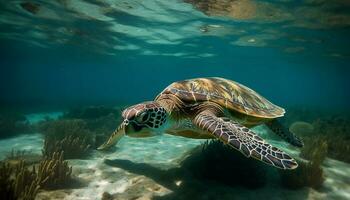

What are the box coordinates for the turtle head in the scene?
[121,101,168,137]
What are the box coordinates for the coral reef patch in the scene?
[40,119,92,159]
[0,150,74,200]
[0,112,33,139]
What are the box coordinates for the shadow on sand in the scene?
[103,141,311,200]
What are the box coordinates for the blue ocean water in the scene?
[0,1,350,200]
[0,0,349,112]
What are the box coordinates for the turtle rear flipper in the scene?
[266,119,304,147]
[193,111,298,170]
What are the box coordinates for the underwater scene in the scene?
[1,0,350,199]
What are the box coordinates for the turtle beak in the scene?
[97,122,125,150]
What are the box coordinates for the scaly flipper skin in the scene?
[193,111,298,169]
[265,119,304,147]
[97,123,125,150]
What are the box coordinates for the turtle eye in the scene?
[135,112,149,123]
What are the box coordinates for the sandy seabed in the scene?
[0,113,349,200]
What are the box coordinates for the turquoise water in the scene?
[1,0,349,111]
[0,1,350,200]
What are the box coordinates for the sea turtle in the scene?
[98,77,303,169]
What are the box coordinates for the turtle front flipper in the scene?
[193,111,298,169]
[265,119,304,147]
[97,123,125,150]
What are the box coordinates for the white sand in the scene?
[25,112,63,124]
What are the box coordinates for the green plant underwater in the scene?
[0,151,73,200]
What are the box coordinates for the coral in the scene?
[39,119,91,140]
[300,137,328,163]
[40,119,92,159]
[311,117,350,163]
[289,121,314,137]
[0,151,73,199]
[62,106,121,148]
[0,161,15,200]
[13,161,40,200]
[5,149,42,166]
[43,135,90,159]
[6,149,30,160]
[280,137,327,190]
[287,113,350,163]
[0,112,33,139]
[37,151,73,190]
[279,158,324,190]
[85,113,120,147]
[0,160,40,200]
[280,114,350,189]
[326,135,350,163]
[39,106,122,152]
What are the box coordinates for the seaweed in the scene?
[13,161,40,200]
[279,113,350,189]
[39,119,92,140]
[279,138,327,190]
[6,149,30,160]
[85,113,120,147]
[62,106,121,148]
[0,151,74,200]
[326,135,350,162]
[40,119,92,159]
[5,149,42,166]
[43,134,90,159]
[300,137,328,163]
[288,114,350,163]
[37,151,73,190]
[0,161,15,200]
[0,160,40,200]
[312,117,350,163]
[39,106,121,150]
[279,158,324,190]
